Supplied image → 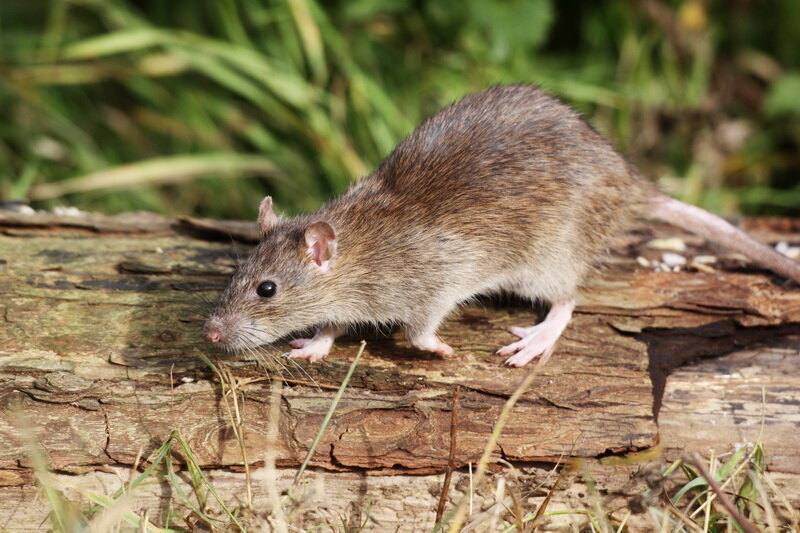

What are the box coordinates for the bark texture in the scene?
[1,209,798,530]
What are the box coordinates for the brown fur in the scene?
[205,84,795,354]
[206,85,652,350]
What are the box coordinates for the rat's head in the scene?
[204,196,339,352]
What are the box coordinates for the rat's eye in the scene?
[256,280,277,298]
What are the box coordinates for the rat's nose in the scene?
[204,323,224,343]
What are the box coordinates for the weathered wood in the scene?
[1,208,799,529]
[660,334,800,474]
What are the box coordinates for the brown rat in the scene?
[204,84,800,367]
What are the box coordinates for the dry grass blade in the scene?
[293,340,367,485]
[685,453,760,533]
[486,478,507,532]
[748,471,778,533]
[222,365,253,509]
[16,402,178,532]
[435,384,461,525]
[661,487,705,533]
[197,354,253,509]
[166,431,246,531]
[12,411,83,531]
[760,470,800,531]
[506,481,524,533]
[526,458,572,531]
[446,361,544,532]
[84,492,175,533]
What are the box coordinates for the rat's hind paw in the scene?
[289,338,310,349]
[497,299,575,367]
[508,323,544,339]
[501,342,557,367]
[497,330,557,367]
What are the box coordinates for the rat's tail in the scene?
[647,194,800,283]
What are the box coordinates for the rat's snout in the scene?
[202,312,274,351]
[203,317,225,344]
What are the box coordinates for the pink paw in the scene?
[508,324,542,338]
[411,335,455,357]
[287,345,330,363]
[497,326,558,367]
[498,299,575,367]
[501,344,556,367]
[286,337,333,362]
[290,338,310,349]
[430,340,455,357]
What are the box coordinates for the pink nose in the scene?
[206,329,223,343]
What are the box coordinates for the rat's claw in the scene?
[496,339,526,357]
[497,330,554,365]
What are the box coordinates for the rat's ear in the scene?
[304,221,337,273]
[258,196,279,235]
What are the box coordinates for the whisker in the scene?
[245,345,274,376]
[278,349,320,391]
[247,342,296,386]
[262,348,295,384]
[233,331,296,384]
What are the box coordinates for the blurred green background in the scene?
[1,0,799,220]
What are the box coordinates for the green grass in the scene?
[1,0,799,219]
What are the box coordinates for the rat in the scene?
[203,84,800,367]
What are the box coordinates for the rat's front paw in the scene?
[286,345,330,362]
[410,334,454,357]
[286,336,333,362]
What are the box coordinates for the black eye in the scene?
[256,281,277,298]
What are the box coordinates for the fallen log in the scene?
[1,208,798,529]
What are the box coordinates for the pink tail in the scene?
[649,194,800,283]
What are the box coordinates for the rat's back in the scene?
[351,85,649,293]
[388,86,643,225]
